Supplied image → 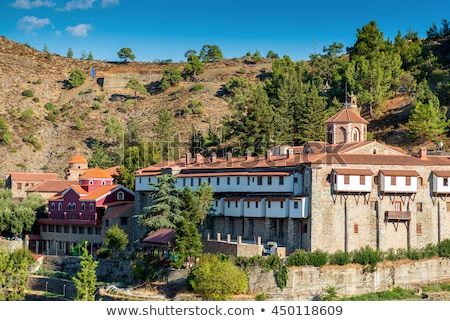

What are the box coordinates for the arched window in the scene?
[89,180,93,185]
[117,191,124,201]
[102,181,106,185]
[51,203,55,211]
[57,203,62,211]
[352,128,360,142]
[89,203,94,211]
[373,148,378,154]
[81,203,86,211]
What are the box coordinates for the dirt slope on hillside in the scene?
[0,36,271,178]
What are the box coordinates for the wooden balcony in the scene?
[385,211,411,221]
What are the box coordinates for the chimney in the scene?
[225,152,232,162]
[185,152,191,164]
[265,149,272,160]
[210,152,217,162]
[245,150,252,160]
[287,148,294,158]
[419,147,427,159]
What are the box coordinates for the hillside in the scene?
[0,36,272,179]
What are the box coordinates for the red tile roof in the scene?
[142,228,176,245]
[79,168,113,179]
[69,155,88,164]
[380,169,420,177]
[8,172,58,181]
[27,180,75,193]
[103,203,134,219]
[325,108,369,124]
[332,168,374,176]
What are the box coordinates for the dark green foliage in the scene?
[22,89,34,97]
[351,246,381,272]
[321,285,339,301]
[199,44,223,62]
[117,47,135,62]
[139,174,182,230]
[437,238,450,258]
[96,247,111,259]
[307,249,329,267]
[183,54,205,79]
[329,250,351,265]
[67,69,86,89]
[159,67,182,91]
[190,83,204,92]
[104,224,129,257]
[188,254,248,300]
[0,248,35,300]
[287,249,309,266]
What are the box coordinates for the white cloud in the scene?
[100,0,119,8]
[11,0,55,9]
[58,0,97,11]
[66,23,93,37]
[17,16,51,33]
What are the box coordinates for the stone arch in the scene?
[336,127,347,143]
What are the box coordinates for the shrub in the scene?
[437,239,450,258]
[190,83,204,92]
[96,247,110,259]
[188,254,248,300]
[329,250,351,265]
[19,108,34,121]
[44,102,56,111]
[351,246,381,272]
[23,135,42,150]
[22,89,34,97]
[422,243,438,258]
[307,249,329,267]
[67,69,87,89]
[92,102,101,110]
[287,249,309,266]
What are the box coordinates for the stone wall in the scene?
[43,255,133,283]
[248,258,450,300]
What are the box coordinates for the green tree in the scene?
[67,69,87,89]
[296,83,330,143]
[125,77,149,104]
[173,183,214,267]
[0,248,34,301]
[0,190,45,236]
[406,90,449,143]
[67,47,74,58]
[139,174,183,231]
[159,67,182,91]
[87,51,93,60]
[72,249,98,301]
[104,224,129,258]
[104,117,125,145]
[183,54,205,80]
[199,44,223,62]
[152,108,177,161]
[88,140,113,168]
[117,47,135,63]
[184,49,197,59]
[188,254,248,300]
[266,50,279,59]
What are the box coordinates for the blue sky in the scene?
[1,0,449,62]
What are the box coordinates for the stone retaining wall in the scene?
[248,258,450,300]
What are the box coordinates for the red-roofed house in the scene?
[32,167,135,255]
[6,172,58,199]
[134,95,450,255]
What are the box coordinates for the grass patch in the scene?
[341,286,417,301]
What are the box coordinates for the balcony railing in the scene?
[385,211,411,221]
[46,212,98,221]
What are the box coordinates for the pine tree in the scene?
[72,249,98,301]
[139,174,182,230]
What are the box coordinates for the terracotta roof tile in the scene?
[103,203,134,219]
[432,170,450,177]
[142,228,176,244]
[8,172,58,181]
[325,108,369,124]
[79,168,113,179]
[27,180,75,193]
[379,169,420,176]
[69,155,88,164]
